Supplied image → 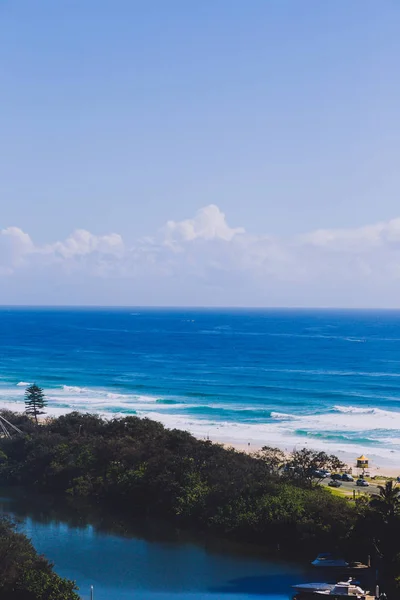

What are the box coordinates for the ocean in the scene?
[0,307,399,467]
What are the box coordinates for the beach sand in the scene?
[218,440,400,479]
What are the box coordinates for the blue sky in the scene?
[1,1,400,306]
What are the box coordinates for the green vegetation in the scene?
[0,411,354,554]
[284,446,345,488]
[24,385,47,425]
[0,409,399,594]
[371,480,400,519]
[0,515,79,599]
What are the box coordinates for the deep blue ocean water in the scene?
[0,307,400,464]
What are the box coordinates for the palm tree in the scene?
[371,480,400,520]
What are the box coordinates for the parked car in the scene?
[356,479,369,487]
[329,480,342,488]
[331,473,343,481]
[321,470,331,477]
[342,474,354,482]
[312,470,327,478]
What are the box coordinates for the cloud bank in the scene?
[2,205,400,307]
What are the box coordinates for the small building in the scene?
[356,455,369,475]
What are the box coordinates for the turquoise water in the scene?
[0,490,305,600]
[0,307,400,462]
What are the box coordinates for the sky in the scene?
[1,1,400,307]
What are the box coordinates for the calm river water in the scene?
[0,488,306,600]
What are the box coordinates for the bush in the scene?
[0,516,79,599]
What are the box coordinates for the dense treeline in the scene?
[0,515,79,599]
[0,411,353,554]
[0,411,399,593]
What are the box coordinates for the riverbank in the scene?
[0,411,357,558]
[0,486,309,600]
[0,411,398,597]
[0,503,80,599]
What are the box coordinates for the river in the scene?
[0,487,307,600]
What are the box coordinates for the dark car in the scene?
[331,473,343,481]
[356,479,369,487]
[329,480,342,488]
[312,470,327,478]
[342,473,354,482]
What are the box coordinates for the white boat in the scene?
[312,553,349,568]
[315,581,370,597]
[293,579,357,595]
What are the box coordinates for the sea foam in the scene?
[62,385,88,394]
[1,307,400,467]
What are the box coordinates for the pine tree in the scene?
[25,384,47,425]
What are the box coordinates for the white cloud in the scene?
[52,229,124,259]
[0,227,35,269]
[2,207,400,306]
[302,218,400,252]
[165,205,245,244]
[0,226,126,280]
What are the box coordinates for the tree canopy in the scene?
[285,447,346,488]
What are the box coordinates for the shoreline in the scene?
[2,375,400,475]
[2,403,399,479]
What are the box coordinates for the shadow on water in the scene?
[210,574,303,595]
[0,486,190,542]
[0,486,292,558]
[0,487,306,600]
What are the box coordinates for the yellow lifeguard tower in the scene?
[356,454,369,476]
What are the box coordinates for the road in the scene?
[321,478,381,496]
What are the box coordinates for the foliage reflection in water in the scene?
[0,487,306,600]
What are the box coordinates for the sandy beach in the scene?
[218,440,400,479]
[2,401,399,479]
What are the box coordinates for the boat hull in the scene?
[293,584,335,594]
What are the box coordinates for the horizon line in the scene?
[1,304,400,311]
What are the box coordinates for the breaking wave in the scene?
[62,385,88,394]
[333,405,399,416]
[270,411,298,420]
